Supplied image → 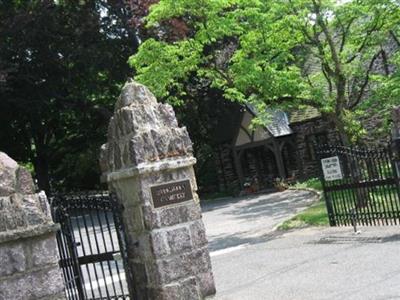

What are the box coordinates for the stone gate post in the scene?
[0,152,65,300]
[100,81,216,299]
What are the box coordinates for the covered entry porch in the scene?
[233,137,299,189]
[231,108,300,189]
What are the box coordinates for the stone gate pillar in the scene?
[100,81,216,299]
[0,152,65,300]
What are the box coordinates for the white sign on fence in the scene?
[321,156,343,181]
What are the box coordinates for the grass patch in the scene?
[291,177,323,191]
[278,200,329,230]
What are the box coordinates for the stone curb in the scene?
[288,187,323,200]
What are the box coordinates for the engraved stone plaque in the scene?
[151,179,193,208]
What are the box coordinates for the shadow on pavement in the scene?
[208,230,285,252]
[312,233,400,244]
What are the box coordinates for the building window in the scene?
[306,132,328,160]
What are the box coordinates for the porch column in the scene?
[272,140,286,179]
[233,148,245,188]
[253,148,264,188]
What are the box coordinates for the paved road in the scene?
[202,189,318,252]
[202,191,400,300]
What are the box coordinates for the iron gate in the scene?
[315,144,400,227]
[50,192,132,299]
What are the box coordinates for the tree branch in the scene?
[321,65,333,95]
[390,30,400,47]
[312,0,342,75]
[338,16,355,53]
[349,50,381,109]
[380,48,390,76]
[345,16,385,64]
[306,74,315,88]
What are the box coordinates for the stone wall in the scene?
[215,144,239,192]
[100,80,216,300]
[0,152,64,300]
[291,117,340,179]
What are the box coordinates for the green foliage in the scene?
[129,39,202,105]
[292,178,323,191]
[130,0,306,106]
[342,110,368,144]
[130,0,400,143]
[0,0,137,192]
[364,51,400,138]
[19,161,35,173]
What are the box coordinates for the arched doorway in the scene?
[238,145,280,189]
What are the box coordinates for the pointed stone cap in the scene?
[114,80,157,111]
[0,152,53,238]
[100,81,194,177]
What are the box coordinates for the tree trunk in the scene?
[332,98,369,208]
[334,74,350,146]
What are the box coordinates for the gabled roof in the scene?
[289,106,321,124]
[266,111,293,137]
[213,102,322,145]
[246,104,293,137]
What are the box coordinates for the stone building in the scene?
[214,104,340,192]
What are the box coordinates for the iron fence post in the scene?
[314,143,336,226]
[392,137,400,177]
[390,137,400,218]
[110,193,137,299]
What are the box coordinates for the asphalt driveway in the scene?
[202,189,318,252]
[202,190,400,300]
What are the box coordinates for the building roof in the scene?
[266,110,293,137]
[213,102,322,144]
[246,105,293,137]
[289,106,321,124]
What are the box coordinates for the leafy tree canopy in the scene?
[0,0,137,192]
[130,0,400,144]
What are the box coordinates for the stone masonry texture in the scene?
[101,80,216,299]
[0,152,65,300]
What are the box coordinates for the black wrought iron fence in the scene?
[315,144,400,227]
[50,192,133,299]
